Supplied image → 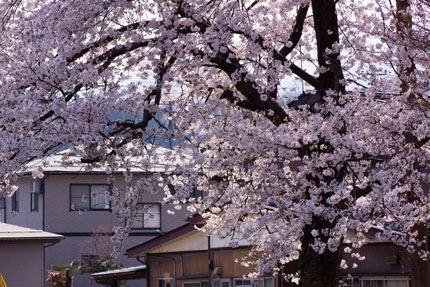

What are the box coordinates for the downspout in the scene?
[42,176,47,283]
[180,254,184,278]
[208,236,213,287]
[137,256,149,287]
[41,175,49,285]
[3,197,6,223]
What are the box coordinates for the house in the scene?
[0,222,63,287]
[0,147,191,287]
[124,215,277,287]
[339,228,411,287]
[123,215,413,287]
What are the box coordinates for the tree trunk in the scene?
[311,0,345,94]
[299,219,341,287]
[295,1,345,286]
[408,223,430,287]
[395,2,430,286]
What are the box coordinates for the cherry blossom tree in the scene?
[0,0,430,286]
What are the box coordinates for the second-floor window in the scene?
[70,184,110,211]
[132,203,161,229]
[12,191,19,212]
[0,198,5,222]
[31,193,39,212]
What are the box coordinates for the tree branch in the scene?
[279,5,310,58]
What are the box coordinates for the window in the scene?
[233,279,252,287]
[214,279,231,287]
[132,203,161,229]
[159,278,174,287]
[343,279,360,287]
[233,278,273,287]
[31,193,39,212]
[30,179,44,194]
[0,198,5,222]
[342,277,409,287]
[70,184,110,211]
[12,191,18,212]
[362,280,408,287]
[184,281,209,287]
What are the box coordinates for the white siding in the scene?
[3,177,44,229]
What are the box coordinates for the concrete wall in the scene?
[0,243,44,287]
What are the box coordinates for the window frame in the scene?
[183,280,209,287]
[130,202,162,230]
[0,197,5,223]
[361,277,409,287]
[30,192,39,212]
[30,179,45,194]
[11,191,19,212]
[214,279,231,287]
[69,184,111,211]
[233,277,274,287]
[342,276,410,287]
[233,279,252,287]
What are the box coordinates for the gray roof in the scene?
[22,145,188,175]
[0,222,63,242]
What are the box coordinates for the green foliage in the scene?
[46,260,86,287]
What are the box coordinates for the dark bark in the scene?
[396,0,416,95]
[408,224,430,287]
[296,2,345,286]
[300,219,341,287]
[311,0,345,94]
[395,1,430,285]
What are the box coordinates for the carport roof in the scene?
[90,265,146,284]
[0,222,63,243]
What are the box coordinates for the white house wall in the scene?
[210,233,249,249]
[44,174,186,233]
[147,230,208,253]
[146,230,250,254]
[43,174,189,287]
[2,173,189,287]
[44,175,120,232]
[3,176,43,229]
